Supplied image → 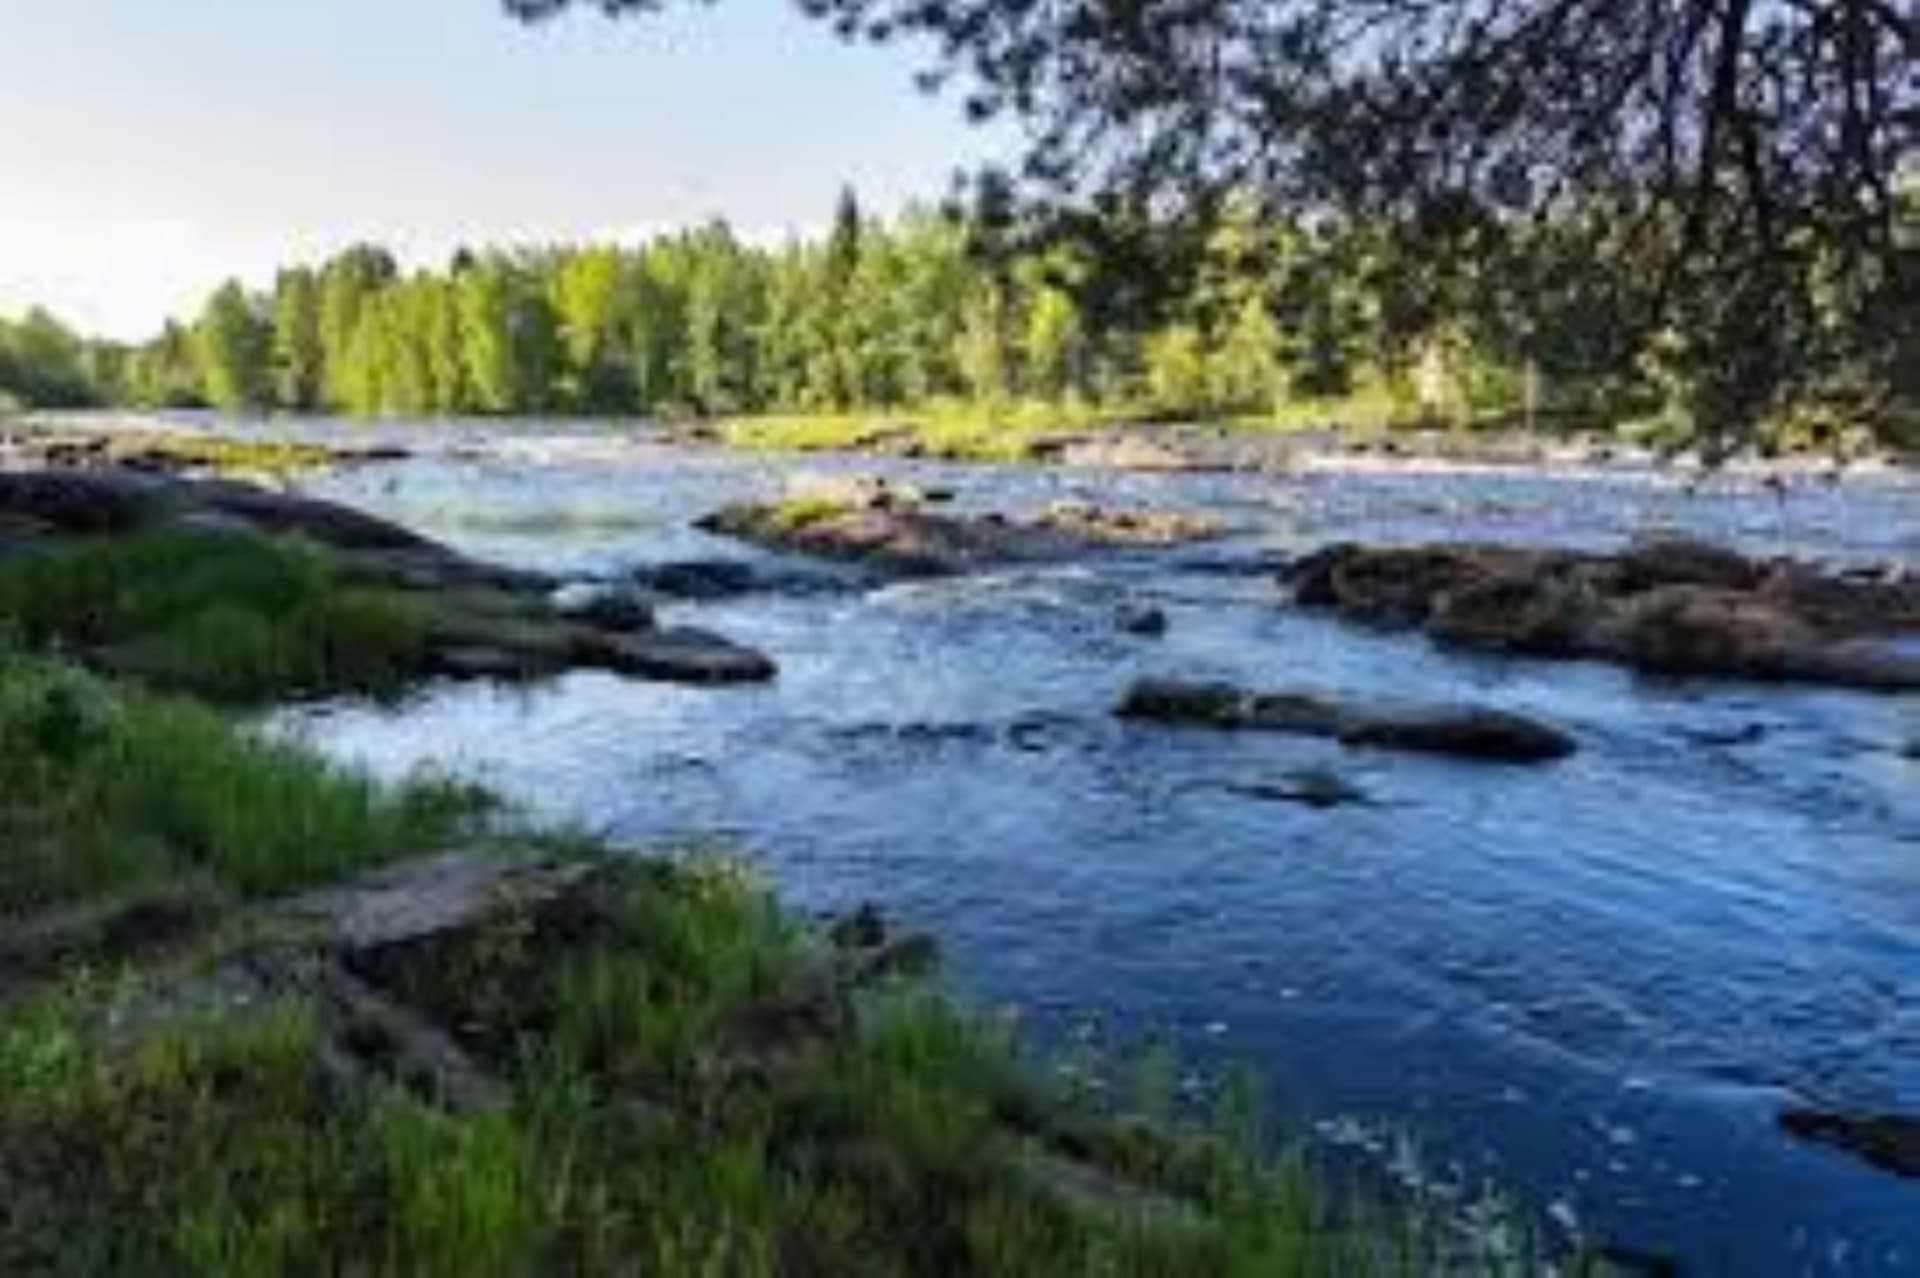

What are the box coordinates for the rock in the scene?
[551,581,656,632]
[193,478,438,552]
[634,558,762,599]
[274,851,605,958]
[699,497,1220,577]
[1225,768,1375,809]
[592,627,778,684]
[1608,586,1817,679]
[1339,705,1577,762]
[1038,500,1224,547]
[1289,537,1920,691]
[0,468,173,533]
[1428,570,1598,656]
[1035,433,1198,472]
[785,472,928,512]
[1616,533,1764,592]
[698,502,1075,576]
[827,902,888,951]
[1117,679,1267,729]
[1780,1108,1920,1179]
[1115,602,1169,636]
[1117,678,1576,763]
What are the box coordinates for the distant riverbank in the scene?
[11,406,1913,486]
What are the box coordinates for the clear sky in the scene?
[0,0,996,340]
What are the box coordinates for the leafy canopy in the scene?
[504,0,1918,446]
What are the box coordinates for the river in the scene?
[258,419,1916,1274]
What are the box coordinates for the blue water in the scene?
[263,421,1919,1274]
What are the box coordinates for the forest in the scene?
[4,186,1915,456]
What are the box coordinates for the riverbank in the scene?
[0,473,1524,1274]
[673,407,1914,478]
[15,406,1912,486]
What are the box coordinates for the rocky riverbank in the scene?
[0,468,776,689]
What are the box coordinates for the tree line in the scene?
[4,188,1913,451]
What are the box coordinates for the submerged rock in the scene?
[1225,768,1375,809]
[1115,602,1169,636]
[1286,535,1920,691]
[634,558,762,599]
[1780,1108,1920,1179]
[1117,678,1576,763]
[551,581,657,632]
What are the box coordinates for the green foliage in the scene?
[0,532,430,702]
[0,657,474,911]
[12,183,1909,449]
[0,309,112,410]
[194,281,274,411]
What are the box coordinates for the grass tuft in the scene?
[0,531,430,702]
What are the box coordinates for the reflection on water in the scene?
[268,422,1919,1275]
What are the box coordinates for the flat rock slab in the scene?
[698,496,1225,577]
[273,851,602,957]
[1117,678,1577,763]
[593,627,779,684]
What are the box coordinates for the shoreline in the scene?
[8,408,1913,486]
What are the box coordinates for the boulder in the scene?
[551,581,656,632]
[1288,536,1920,691]
[1428,570,1597,656]
[1115,602,1169,637]
[1117,678,1576,763]
[592,627,778,685]
[275,851,605,959]
[1780,1108,1920,1179]
[698,502,1076,576]
[1338,706,1577,762]
[700,497,1222,577]
[1606,586,1816,679]
[1038,500,1223,547]
[634,558,762,599]
[0,468,173,533]
[1615,534,1764,592]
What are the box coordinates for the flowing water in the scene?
[263,421,1917,1274]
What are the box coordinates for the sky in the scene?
[0,0,998,340]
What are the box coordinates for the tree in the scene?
[270,268,325,411]
[318,246,398,409]
[511,0,1917,446]
[194,281,272,411]
[0,309,100,408]
[552,247,632,410]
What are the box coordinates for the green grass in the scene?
[0,656,479,913]
[0,531,431,702]
[0,843,1509,1276]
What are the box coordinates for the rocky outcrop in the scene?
[0,468,778,689]
[1286,535,1920,691]
[3,418,405,479]
[698,482,1225,577]
[1117,678,1577,762]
